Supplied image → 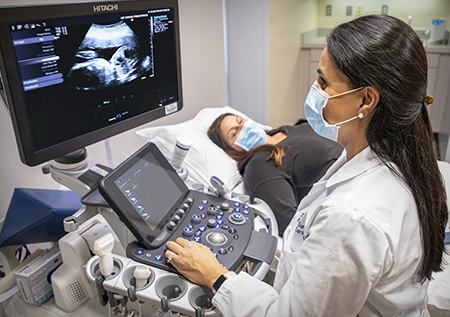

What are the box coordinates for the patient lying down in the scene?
[208,114,343,235]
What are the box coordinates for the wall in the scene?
[317,0,450,30]
[0,0,227,218]
[224,0,269,124]
[225,0,318,128]
[268,0,317,127]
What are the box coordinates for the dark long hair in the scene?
[327,14,448,281]
[208,113,286,166]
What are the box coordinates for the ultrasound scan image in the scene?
[67,21,153,90]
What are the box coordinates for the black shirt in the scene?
[238,122,343,235]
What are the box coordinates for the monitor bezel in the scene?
[0,0,182,166]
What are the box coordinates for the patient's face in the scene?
[220,115,248,151]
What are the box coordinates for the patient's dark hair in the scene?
[327,14,448,281]
[208,113,285,167]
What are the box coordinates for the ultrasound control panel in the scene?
[127,190,256,272]
[99,142,276,275]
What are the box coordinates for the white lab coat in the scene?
[212,147,430,316]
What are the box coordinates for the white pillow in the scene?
[136,106,248,190]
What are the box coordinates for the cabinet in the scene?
[427,51,450,134]
[299,30,450,135]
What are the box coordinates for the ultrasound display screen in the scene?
[113,150,184,231]
[0,1,182,166]
[99,142,189,244]
[10,8,177,150]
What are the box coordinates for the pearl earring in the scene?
[357,113,364,119]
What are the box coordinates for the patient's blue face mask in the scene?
[234,119,267,151]
[304,81,364,142]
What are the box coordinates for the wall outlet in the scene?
[381,5,388,15]
[355,6,363,17]
[346,5,353,16]
[326,5,332,16]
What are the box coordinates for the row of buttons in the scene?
[198,200,251,213]
[166,197,194,231]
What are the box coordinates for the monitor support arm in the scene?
[41,148,113,232]
[42,148,112,197]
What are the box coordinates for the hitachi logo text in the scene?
[93,4,119,12]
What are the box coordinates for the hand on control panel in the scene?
[165,237,229,290]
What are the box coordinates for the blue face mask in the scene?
[234,119,267,151]
[304,81,364,142]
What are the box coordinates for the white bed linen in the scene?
[136,106,259,192]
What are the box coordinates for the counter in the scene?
[300,28,450,54]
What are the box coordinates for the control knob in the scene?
[220,202,230,211]
[229,213,246,225]
[191,214,201,225]
[207,219,217,228]
[182,227,194,237]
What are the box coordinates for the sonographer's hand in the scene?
[165,238,229,289]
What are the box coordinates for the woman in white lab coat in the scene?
[165,14,448,316]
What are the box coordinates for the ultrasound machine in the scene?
[0,1,278,316]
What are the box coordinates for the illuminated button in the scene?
[183,227,194,237]
[228,246,234,252]
[218,248,227,255]
[194,236,201,242]
[243,204,249,209]
[197,205,205,211]
[216,214,223,220]
[135,249,145,255]
[199,226,206,232]
[202,199,208,205]
[216,220,223,225]
[234,202,240,207]
[191,214,201,224]
[154,255,162,261]
[222,224,230,230]
[235,208,240,213]
[201,214,207,219]
[242,209,249,215]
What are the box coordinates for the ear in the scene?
[359,86,380,117]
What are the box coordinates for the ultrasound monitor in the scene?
[0,0,182,166]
